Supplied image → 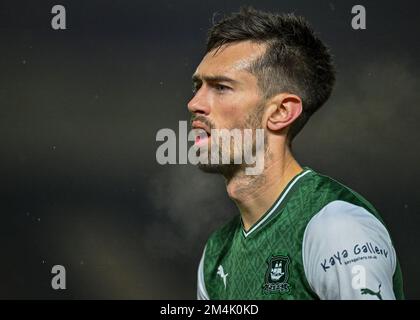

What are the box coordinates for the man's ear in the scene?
[265,94,303,132]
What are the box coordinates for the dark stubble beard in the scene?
[196,103,266,178]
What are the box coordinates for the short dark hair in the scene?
[206,7,336,143]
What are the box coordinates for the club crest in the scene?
[263,255,291,294]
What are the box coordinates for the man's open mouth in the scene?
[195,133,210,145]
[192,121,211,146]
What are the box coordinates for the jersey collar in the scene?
[241,167,313,238]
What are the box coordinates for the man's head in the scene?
[188,7,335,174]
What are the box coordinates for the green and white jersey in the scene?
[197,167,404,300]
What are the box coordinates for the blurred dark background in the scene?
[0,0,419,299]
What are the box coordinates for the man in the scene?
[188,7,404,300]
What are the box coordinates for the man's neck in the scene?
[225,149,303,232]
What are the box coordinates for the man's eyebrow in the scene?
[192,74,239,84]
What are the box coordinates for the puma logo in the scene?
[361,283,382,300]
[217,265,228,289]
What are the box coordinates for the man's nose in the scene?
[187,87,210,115]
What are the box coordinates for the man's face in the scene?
[188,41,266,174]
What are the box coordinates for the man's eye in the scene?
[215,84,230,93]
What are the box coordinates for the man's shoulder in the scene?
[300,168,380,216]
[205,215,240,251]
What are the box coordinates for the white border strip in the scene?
[197,246,209,300]
[243,169,312,238]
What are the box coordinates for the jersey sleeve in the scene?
[197,246,210,300]
[302,200,397,300]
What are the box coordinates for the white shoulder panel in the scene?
[197,246,210,300]
[302,200,396,300]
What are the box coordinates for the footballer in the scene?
[188,7,404,299]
